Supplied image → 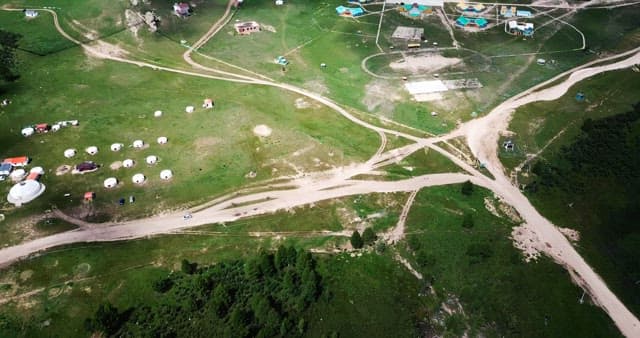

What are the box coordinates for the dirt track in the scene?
[1,4,640,337]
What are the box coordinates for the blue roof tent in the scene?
[475,17,488,27]
[336,6,364,16]
[516,10,532,17]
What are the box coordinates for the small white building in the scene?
[185,106,195,113]
[154,110,163,117]
[24,10,38,18]
[275,0,284,5]
[111,143,123,152]
[64,149,77,158]
[104,177,118,188]
[160,169,173,180]
[132,173,146,184]
[86,146,99,155]
[123,159,135,168]
[157,136,168,145]
[133,140,144,148]
[146,155,158,165]
[21,127,35,137]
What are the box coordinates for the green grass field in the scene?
[402,185,621,337]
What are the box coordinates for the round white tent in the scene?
[185,106,195,113]
[103,177,118,188]
[111,143,123,152]
[157,136,168,145]
[154,110,163,117]
[70,120,79,126]
[7,180,46,206]
[21,127,35,137]
[30,166,44,175]
[160,169,173,180]
[51,124,61,132]
[122,159,135,168]
[86,146,99,155]
[146,155,158,165]
[132,173,146,184]
[64,149,77,158]
[133,140,144,148]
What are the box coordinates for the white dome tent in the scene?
[133,140,144,149]
[122,159,135,168]
[146,155,158,165]
[64,149,77,158]
[30,167,44,175]
[157,136,168,145]
[132,173,146,184]
[111,143,123,152]
[160,169,173,180]
[51,124,61,132]
[21,127,35,137]
[154,110,163,117]
[7,180,46,206]
[86,146,99,155]
[185,106,195,113]
[103,177,118,188]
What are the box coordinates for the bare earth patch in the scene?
[362,79,402,114]
[253,125,272,137]
[390,53,463,73]
[559,227,580,242]
[56,165,71,176]
[511,224,542,262]
[110,161,123,170]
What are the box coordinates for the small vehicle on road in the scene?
[183,212,193,220]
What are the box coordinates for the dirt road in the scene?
[1,5,639,337]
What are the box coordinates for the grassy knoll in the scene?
[520,101,640,318]
[501,70,640,173]
[402,185,620,337]
[305,251,427,338]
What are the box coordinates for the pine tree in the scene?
[362,227,377,245]
[350,230,364,249]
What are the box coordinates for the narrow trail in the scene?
[383,190,418,244]
[2,5,640,337]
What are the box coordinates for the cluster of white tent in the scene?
[103,169,173,189]
[62,137,168,159]
[21,120,79,137]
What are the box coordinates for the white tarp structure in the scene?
[404,80,449,102]
[132,173,146,184]
[146,155,158,165]
[86,146,99,155]
[21,127,35,137]
[154,110,163,117]
[185,106,195,113]
[111,143,123,151]
[64,149,77,158]
[123,159,135,168]
[157,136,168,144]
[7,180,45,206]
[160,169,173,180]
[104,177,118,188]
[133,140,144,148]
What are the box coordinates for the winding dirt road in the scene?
[1,4,640,337]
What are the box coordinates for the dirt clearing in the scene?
[390,53,463,73]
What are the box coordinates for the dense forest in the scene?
[85,246,324,337]
[528,102,640,313]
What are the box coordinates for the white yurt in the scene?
[103,177,118,188]
[122,159,135,168]
[146,155,158,165]
[7,180,46,207]
[10,169,26,181]
[21,127,35,137]
[132,173,146,184]
[157,136,168,145]
[111,143,123,152]
[154,110,163,117]
[30,166,45,175]
[64,148,77,158]
[51,124,61,132]
[86,146,99,155]
[133,140,144,148]
[185,106,195,113]
[160,169,173,180]
[70,120,79,126]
